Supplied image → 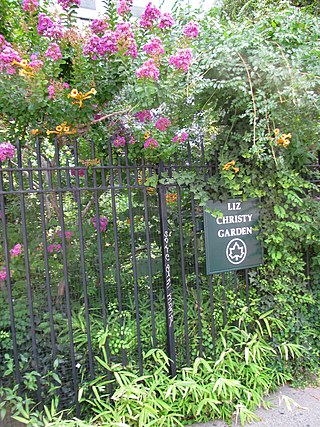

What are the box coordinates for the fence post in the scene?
[158,162,176,376]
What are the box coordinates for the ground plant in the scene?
[0,0,319,426]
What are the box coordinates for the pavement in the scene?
[190,385,320,427]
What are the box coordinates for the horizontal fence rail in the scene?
[0,138,253,412]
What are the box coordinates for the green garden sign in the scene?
[204,198,263,274]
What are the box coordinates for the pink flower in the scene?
[128,138,135,145]
[70,168,85,177]
[90,18,109,35]
[10,244,22,258]
[45,43,62,61]
[22,0,38,12]
[113,136,126,147]
[142,37,164,56]
[183,21,199,38]
[140,2,161,28]
[144,138,159,149]
[134,110,152,123]
[38,14,64,39]
[29,59,43,69]
[57,0,80,10]
[83,32,118,59]
[0,142,15,162]
[55,229,74,240]
[0,36,21,73]
[91,216,108,232]
[158,13,174,29]
[0,267,7,281]
[172,132,188,143]
[115,22,137,58]
[155,117,171,132]
[169,48,192,72]
[47,243,62,253]
[136,58,160,81]
[63,82,70,89]
[117,0,132,15]
[48,84,55,99]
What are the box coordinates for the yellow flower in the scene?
[223,160,236,171]
[69,88,79,98]
[56,125,63,132]
[31,129,39,135]
[233,167,240,173]
[144,131,151,139]
[274,128,280,136]
[90,88,97,95]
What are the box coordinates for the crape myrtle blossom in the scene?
[140,2,161,28]
[169,48,192,72]
[57,0,80,10]
[37,13,64,39]
[45,43,62,60]
[172,132,188,143]
[0,142,15,162]
[0,35,21,74]
[142,37,164,56]
[136,58,160,81]
[113,136,126,147]
[117,0,132,16]
[47,243,62,253]
[155,117,171,131]
[115,23,137,58]
[83,32,118,59]
[144,138,159,149]
[90,18,109,35]
[0,268,7,281]
[158,13,174,29]
[134,110,152,123]
[10,244,22,257]
[91,216,108,232]
[22,0,38,13]
[55,229,74,240]
[183,21,199,38]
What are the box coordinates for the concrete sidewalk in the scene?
[190,385,320,427]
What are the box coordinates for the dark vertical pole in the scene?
[158,161,176,376]
[245,269,250,306]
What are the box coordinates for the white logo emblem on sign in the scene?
[226,238,247,265]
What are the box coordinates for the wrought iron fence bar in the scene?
[17,141,42,404]
[233,271,237,293]
[35,139,57,364]
[73,141,95,381]
[245,269,249,306]
[222,272,227,326]
[208,274,216,358]
[54,140,79,415]
[0,166,21,387]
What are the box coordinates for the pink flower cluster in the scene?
[38,14,64,39]
[70,168,85,177]
[117,0,132,15]
[0,142,15,162]
[0,268,7,281]
[91,216,108,232]
[113,136,126,147]
[47,243,62,253]
[29,59,43,69]
[55,229,74,240]
[169,48,192,72]
[115,22,137,58]
[155,117,171,132]
[139,2,161,28]
[0,35,21,74]
[136,58,159,81]
[158,13,174,29]
[22,0,38,12]
[10,243,22,257]
[45,43,62,61]
[48,80,69,99]
[183,21,199,38]
[135,110,152,123]
[144,138,159,149]
[83,32,118,59]
[172,132,188,143]
[142,37,164,57]
[90,18,109,35]
[57,0,80,10]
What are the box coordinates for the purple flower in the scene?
[158,13,174,29]
[115,22,137,58]
[136,58,160,81]
[144,138,159,149]
[0,142,15,162]
[90,18,109,35]
[29,59,43,69]
[10,243,22,257]
[117,0,132,15]
[48,84,55,99]
[22,0,38,12]
[140,2,161,28]
[128,138,135,145]
[83,32,118,59]
[0,268,7,281]
[57,0,80,10]
[45,43,62,61]
[55,229,74,240]
[142,37,164,56]
[183,21,199,38]
[0,36,21,73]
[155,117,171,132]
[113,136,126,147]
[135,110,152,123]
[38,14,64,39]
[91,216,108,232]
[169,48,192,72]
[172,132,189,143]
[47,243,62,253]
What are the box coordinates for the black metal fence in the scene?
[0,138,252,411]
